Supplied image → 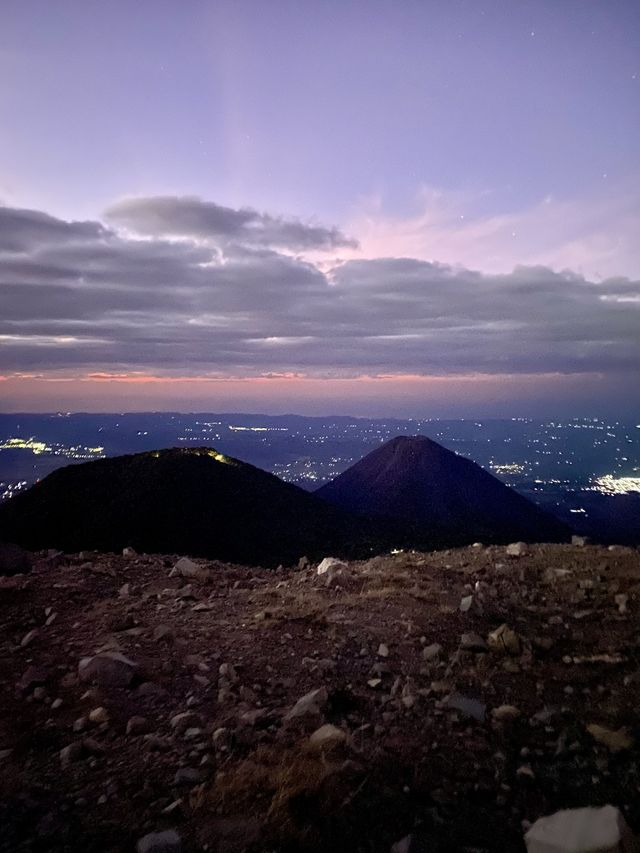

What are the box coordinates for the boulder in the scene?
[171,556,211,582]
[506,542,528,557]
[317,557,348,576]
[524,805,635,852]
[78,652,137,687]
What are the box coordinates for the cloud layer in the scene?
[1,198,638,383]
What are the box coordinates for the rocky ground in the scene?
[1,541,640,852]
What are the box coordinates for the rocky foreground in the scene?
[1,541,640,852]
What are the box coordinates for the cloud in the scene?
[0,200,638,383]
[105,195,358,252]
[346,183,640,281]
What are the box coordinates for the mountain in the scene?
[316,435,571,546]
[0,447,386,566]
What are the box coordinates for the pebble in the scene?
[136,829,182,853]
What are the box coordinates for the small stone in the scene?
[126,716,150,736]
[614,593,629,615]
[136,829,182,853]
[524,805,632,853]
[377,643,390,658]
[571,535,590,547]
[20,628,39,648]
[492,705,521,721]
[506,542,527,557]
[460,632,488,652]
[51,698,63,710]
[89,706,109,725]
[284,687,328,722]
[460,595,473,612]
[169,711,203,734]
[60,742,83,767]
[443,693,486,722]
[212,727,232,751]
[422,643,443,662]
[487,624,521,656]
[308,724,347,750]
[586,724,634,753]
[173,767,203,786]
[122,546,137,558]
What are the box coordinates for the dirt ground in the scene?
[1,541,639,852]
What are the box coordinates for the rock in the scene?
[169,711,203,734]
[586,724,634,753]
[571,535,590,547]
[78,652,137,687]
[212,727,232,752]
[459,595,473,612]
[422,643,442,662]
[153,624,174,642]
[460,633,488,652]
[487,623,521,656]
[172,556,211,582]
[378,643,390,658]
[317,557,348,576]
[59,742,83,767]
[491,704,521,721]
[126,716,150,736]
[524,805,634,852]
[173,767,203,786]
[442,693,486,722]
[506,542,527,557]
[284,687,329,722]
[122,546,137,558]
[136,829,182,853]
[89,706,110,725]
[0,542,32,576]
[614,594,629,615]
[18,665,50,693]
[20,628,39,648]
[308,723,347,750]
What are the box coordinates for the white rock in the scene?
[284,687,328,721]
[460,595,473,613]
[136,830,182,853]
[422,643,443,662]
[377,643,390,658]
[20,629,39,647]
[89,706,109,725]
[308,723,347,749]
[317,557,348,576]
[172,557,211,582]
[506,542,528,557]
[524,805,634,853]
[122,546,137,558]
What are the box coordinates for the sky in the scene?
[0,0,639,417]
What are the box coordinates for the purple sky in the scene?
[1,0,639,416]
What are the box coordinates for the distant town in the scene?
[1,413,639,543]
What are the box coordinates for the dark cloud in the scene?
[0,201,638,379]
[104,196,358,252]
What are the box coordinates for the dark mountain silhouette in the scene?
[316,435,571,546]
[0,447,387,566]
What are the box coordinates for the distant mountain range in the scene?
[0,437,570,565]
[316,435,569,546]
